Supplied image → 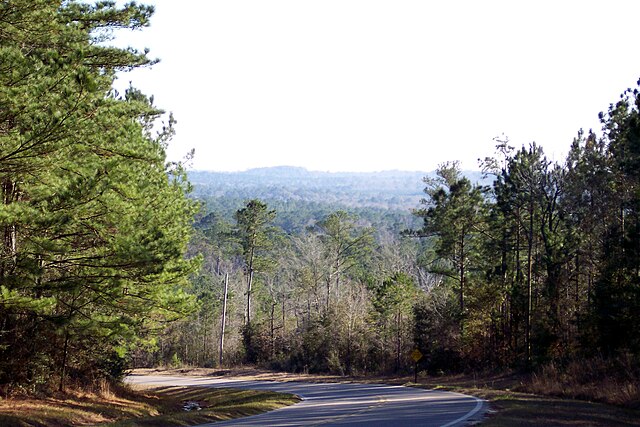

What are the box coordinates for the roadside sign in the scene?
[410,348,423,362]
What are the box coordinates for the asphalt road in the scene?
[127,374,486,426]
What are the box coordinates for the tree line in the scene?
[147,84,640,377]
[2,0,639,395]
[0,1,197,393]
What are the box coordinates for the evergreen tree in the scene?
[234,199,276,327]
[590,83,640,354]
[411,162,487,331]
[0,0,197,391]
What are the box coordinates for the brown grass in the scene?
[523,356,640,408]
[466,389,640,427]
[105,386,300,427]
[16,364,631,426]
[410,367,640,426]
[0,383,300,427]
[0,385,158,427]
[132,366,349,383]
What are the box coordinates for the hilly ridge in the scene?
[188,166,487,232]
[190,167,428,209]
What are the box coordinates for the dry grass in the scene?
[0,386,159,427]
[524,356,640,408]
[133,366,349,383]
[465,389,640,427]
[0,383,300,427]
[17,364,632,426]
[105,386,300,427]
[136,366,640,425]
[410,367,640,426]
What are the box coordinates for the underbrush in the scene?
[522,354,640,408]
[0,381,300,427]
[0,381,160,427]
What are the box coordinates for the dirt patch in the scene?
[130,366,426,385]
[131,366,378,384]
[130,366,525,388]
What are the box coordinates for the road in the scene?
[127,374,486,426]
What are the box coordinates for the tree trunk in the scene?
[219,273,228,367]
[334,256,341,300]
[270,301,276,359]
[325,277,331,314]
[282,296,286,341]
[202,312,207,366]
[459,228,465,317]
[395,310,402,373]
[526,200,534,368]
[246,270,253,325]
[59,329,70,392]
[1,178,17,279]
[246,239,256,326]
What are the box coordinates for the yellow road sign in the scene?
[410,348,423,362]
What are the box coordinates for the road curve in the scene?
[126,374,486,427]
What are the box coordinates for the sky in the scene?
[112,1,640,172]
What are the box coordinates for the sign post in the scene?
[410,348,423,383]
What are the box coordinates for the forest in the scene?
[0,1,197,392]
[187,167,489,234]
[1,0,639,399]
[150,116,640,380]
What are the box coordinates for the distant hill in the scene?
[188,166,489,233]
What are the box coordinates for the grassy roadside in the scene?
[473,389,640,426]
[0,384,300,427]
[408,372,640,427]
[135,367,640,426]
[2,368,635,426]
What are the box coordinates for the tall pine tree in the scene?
[0,1,197,391]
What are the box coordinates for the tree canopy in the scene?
[0,0,197,391]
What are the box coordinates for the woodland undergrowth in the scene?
[520,354,640,408]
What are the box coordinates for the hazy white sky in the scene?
[113,1,640,172]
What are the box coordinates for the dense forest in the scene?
[187,168,489,235]
[147,88,640,381]
[0,1,197,392]
[1,0,639,398]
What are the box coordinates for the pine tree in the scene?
[590,83,640,354]
[234,199,276,327]
[412,162,487,331]
[0,0,197,391]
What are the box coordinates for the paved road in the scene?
[127,375,486,427]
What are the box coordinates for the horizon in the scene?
[187,164,483,175]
